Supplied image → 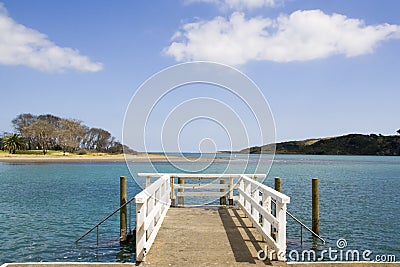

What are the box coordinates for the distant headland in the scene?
[232,133,400,156]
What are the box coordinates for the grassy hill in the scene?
[239,134,400,156]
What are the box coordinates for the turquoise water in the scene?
[0,155,399,263]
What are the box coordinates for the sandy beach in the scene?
[0,152,223,163]
[0,153,177,163]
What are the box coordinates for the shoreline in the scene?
[0,153,164,163]
[0,153,226,163]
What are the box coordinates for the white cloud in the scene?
[0,4,103,72]
[164,10,400,65]
[185,0,280,10]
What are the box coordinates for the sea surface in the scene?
[0,154,399,263]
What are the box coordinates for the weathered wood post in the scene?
[312,178,320,236]
[120,176,127,243]
[228,176,234,206]
[170,176,176,207]
[220,179,227,205]
[178,178,184,207]
[275,177,282,192]
[146,176,151,188]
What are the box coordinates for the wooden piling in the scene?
[220,179,227,205]
[228,177,234,206]
[120,176,127,242]
[178,178,184,206]
[170,176,176,207]
[312,178,320,236]
[275,177,281,192]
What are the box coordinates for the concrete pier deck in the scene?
[140,206,282,266]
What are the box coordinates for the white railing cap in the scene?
[137,173,266,179]
[241,175,290,204]
[134,174,169,203]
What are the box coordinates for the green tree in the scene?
[3,134,25,154]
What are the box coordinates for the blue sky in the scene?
[1,0,399,152]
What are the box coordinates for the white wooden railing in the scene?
[138,173,265,206]
[134,174,171,261]
[237,175,290,261]
[134,173,290,262]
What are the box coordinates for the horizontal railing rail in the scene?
[138,173,265,180]
[139,173,266,207]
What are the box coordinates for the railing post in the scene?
[271,177,281,240]
[147,195,155,238]
[165,176,171,206]
[155,186,161,223]
[228,176,234,205]
[178,178,184,207]
[220,179,226,205]
[135,200,146,262]
[275,200,287,261]
[120,176,127,243]
[252,186,260,226]
[170,176,176,207]
[146,176,151,188]
[238,177,244,206]
[261,189,271,239]
[244,179,251,213]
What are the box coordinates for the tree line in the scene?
[1,113,134,155]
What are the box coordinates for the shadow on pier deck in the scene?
[140,206,282,266]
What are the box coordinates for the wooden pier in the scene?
[139,206,283,266]
[133,173,290,265]
[4,174,400,267]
